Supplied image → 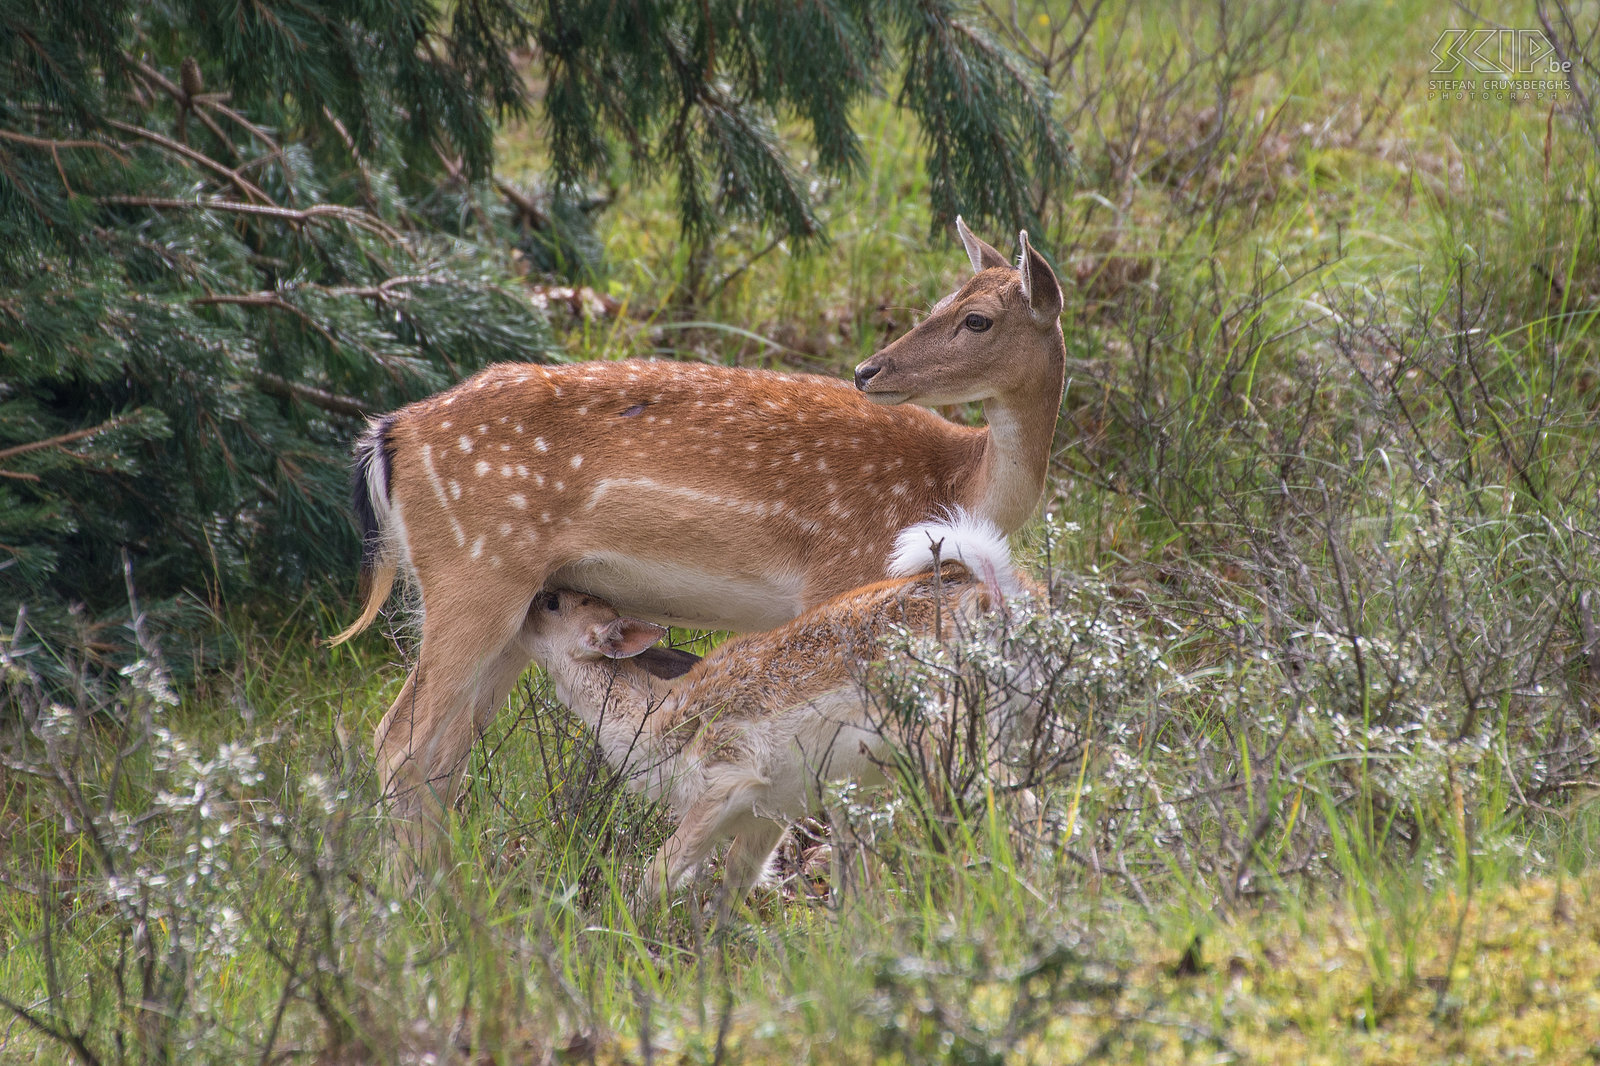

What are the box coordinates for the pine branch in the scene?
[102,119,277,205]
[98,196,403,244]
[0,129,128,164]
[0,415,138,468]
[245,371,374,418]
[188,293,344,348]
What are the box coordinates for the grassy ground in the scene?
[5,0,1600,1062]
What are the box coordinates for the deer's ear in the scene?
[957,215,1010,274]
[588,618,667,658]
[1017,231,1063,323]
[634,646,703,680]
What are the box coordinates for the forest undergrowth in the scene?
[5,1,1600,1062]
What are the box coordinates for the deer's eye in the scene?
[964,313,992,332]
[539,592,561,613]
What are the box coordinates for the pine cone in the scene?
[180,57,203,101]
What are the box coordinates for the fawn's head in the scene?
[521,590,702,681]
[521,590,663,665]
[854,218,1064,405]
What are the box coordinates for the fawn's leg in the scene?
[718,819,789,914]
[636,782,748,911]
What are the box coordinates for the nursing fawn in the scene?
[332,221,1064,858]
[518,511,1036,912]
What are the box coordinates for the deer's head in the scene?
[854,218,1064,405]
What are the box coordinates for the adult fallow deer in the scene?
[331,221,1065,857]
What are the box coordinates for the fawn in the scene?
[518,511,1037,911]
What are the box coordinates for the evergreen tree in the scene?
[0,0,1068,677]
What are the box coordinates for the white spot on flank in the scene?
[571,454,583,468]
[516,465,528,477]
[577,405,588,415]
[444,396,455,406]
[746,442,758,451]
[501,465,512,477]
[535,473,546,487]
[470,535,485,559]
[420,444,467,548]
[791,452,802,462]
[500,522,511,537]
[478,424,488,434]
[535,437,549,452]
[441,420,452,429]
[500,443,510,452]
[475,460,490,476]
[892,482,908,496]
[459,436,474,453]
[448,479,461,500]
[555,481,565,491]
[515,425,523,433]
[509,493,527,509]
[541,513,551,523]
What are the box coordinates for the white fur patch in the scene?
[887,508,1024,598]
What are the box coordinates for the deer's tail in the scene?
[329,415,400,646]
[887,507,1027,601]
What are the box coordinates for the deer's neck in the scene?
[969,347,1065,531]
[552,663,664,774]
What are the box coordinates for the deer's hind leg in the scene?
[718,818,789,914]
[636,772,766,912]
[375,572,540,868]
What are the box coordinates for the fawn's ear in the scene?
[587,617,667,659]
[957,215,1010,274]
[1017,231,1063,323]
[635,646,703,680]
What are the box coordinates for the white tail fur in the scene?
[887,508,1025,599]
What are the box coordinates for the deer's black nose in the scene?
[854,363,882,390]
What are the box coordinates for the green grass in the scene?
[6,0,1600,1061]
